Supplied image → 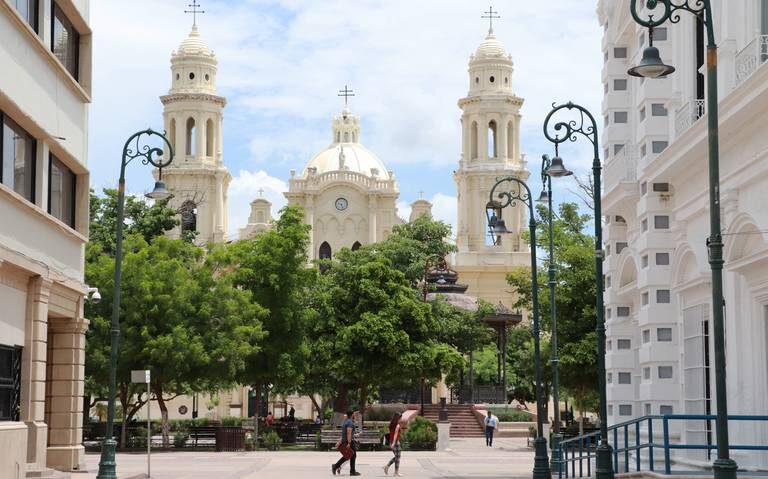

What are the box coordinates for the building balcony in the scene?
[633,77,673,105]
[606,351,636,370]
[604,147,638,193]
[674,99,706,138]
[607,383,637,402]
[602,91,631,112]
[638,343,678,365]
[735,34,768,87]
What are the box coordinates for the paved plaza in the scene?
[79,438,536,479]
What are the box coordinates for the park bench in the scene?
[296,423,322,444]
[319,428,383,451]
[189,426,218,447]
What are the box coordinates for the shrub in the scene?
[245,432,257,451]
[490,407,534,422]
[173,431,188,448]
[127,427,147,449]
[261,430,282,451]
[220,416,243,427]
[402,416,437,451]
[364,404,408,422]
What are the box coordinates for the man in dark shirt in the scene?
[332,410,360,476]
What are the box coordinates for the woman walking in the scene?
[383,412,402,476]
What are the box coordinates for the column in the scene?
[46,315,88,471]
[305,197,315,260]
[21,277,52,471]
[195,113,205,161]
[498,115,509,160]
[479,114,489,161]
[368,196,378,244]
[213,174,224,242]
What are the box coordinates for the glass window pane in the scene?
[654,216,670,229]
[652,103,668,116]
[618,339,631,350]
[619,404,632,416]
[615,111,628,123]
[2,117,35,202]
[657,327,673,341]
[657,290,671,303]
[52,3,79,79]
[49,155,76,227]
[658,366,674,379]
[614,47,628,59]
[618,372,632,384]
[655,27,668,41]
[660,405,673,415]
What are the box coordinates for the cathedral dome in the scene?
[473,31,509,60]
[175,25,214,57]
[303,143,389,178]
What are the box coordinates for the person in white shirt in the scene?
[484,411,498,447]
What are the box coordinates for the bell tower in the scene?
[158,17,230,244]
[453,14,531,307]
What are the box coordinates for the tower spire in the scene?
[185,1,205,27]
[481,6,500,34]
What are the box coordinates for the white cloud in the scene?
[430,193,458,236]
[227,170,287,237]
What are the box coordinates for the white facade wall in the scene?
[0,0,91,474]
[598,0,768,468]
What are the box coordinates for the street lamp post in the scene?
[96,129,174,479]
[538,153,573,473]
[486,177,550,479]
[627,3,737,478]
[542,102,612,478]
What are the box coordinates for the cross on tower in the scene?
[257,188,265,197]
[338,85,355,107]
[185,1,205,26]
[481,6,500,34]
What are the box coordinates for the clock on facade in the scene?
[335,197,349,211]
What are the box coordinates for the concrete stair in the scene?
[421,404,485,438]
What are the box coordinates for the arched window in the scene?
[488,120,497,158]
[169,118,176,153]
[351,241,362,251]
[336,132,341,143]
[319,242,332,260]
[344,132,349,142]
[470,121,478,159]
[507,121,514,160]
[206,118,214,157]
[180,200,197,236]
[256,211,265,223]
[186,117,196,156]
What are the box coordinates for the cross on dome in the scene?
[338,85,355,108]
[481,6,500,34]
[257,188,264,197]
[185,0,205,26]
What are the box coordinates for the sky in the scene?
[88,1,604,238]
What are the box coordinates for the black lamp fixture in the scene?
[537,189,550,204]
[145,180,172,201]
[628,28,675,78]
[544,155,573,178]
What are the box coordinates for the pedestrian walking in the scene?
[383,412,402,476]
[484,410,498,447]
[332,410,360,476]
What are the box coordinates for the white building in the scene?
[0,0,92,475]
[598,0,768,468]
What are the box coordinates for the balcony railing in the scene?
[735,34,768,86]
[603,147,638,193]
[674,99,706,138]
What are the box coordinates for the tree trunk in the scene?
[309,395,322,420]
[332,386,349,427]
[153,385,170,448]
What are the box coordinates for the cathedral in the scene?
[149,15,531,420]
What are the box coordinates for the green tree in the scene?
[506,202,597,420]
[86,235,265,446]
[306,245,463,422]
[225,204,313,416]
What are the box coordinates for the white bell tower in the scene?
[158,18,230,244]
[453,14,531,307]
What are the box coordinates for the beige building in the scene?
[284,105,415,259]
[453,27,531,308]
[0,0,92,475]
[158,23,230,245]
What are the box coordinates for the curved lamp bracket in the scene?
[630,0,711,29]
[122,128,175,175]
[542,102,598,149]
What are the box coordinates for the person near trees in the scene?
[288,405,296,422]
[484,410,498,447]
[266,411,274,426]
[383,412,403,477]
[332,410,360,476]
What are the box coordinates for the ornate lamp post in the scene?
[542,102,612,478]
[627,3,736,477]
[97,129,174,479]
[538,153,572,472]
[486,177,550,479]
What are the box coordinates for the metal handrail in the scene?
[556,414,768,478]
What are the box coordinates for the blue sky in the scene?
[89,1,604,236]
